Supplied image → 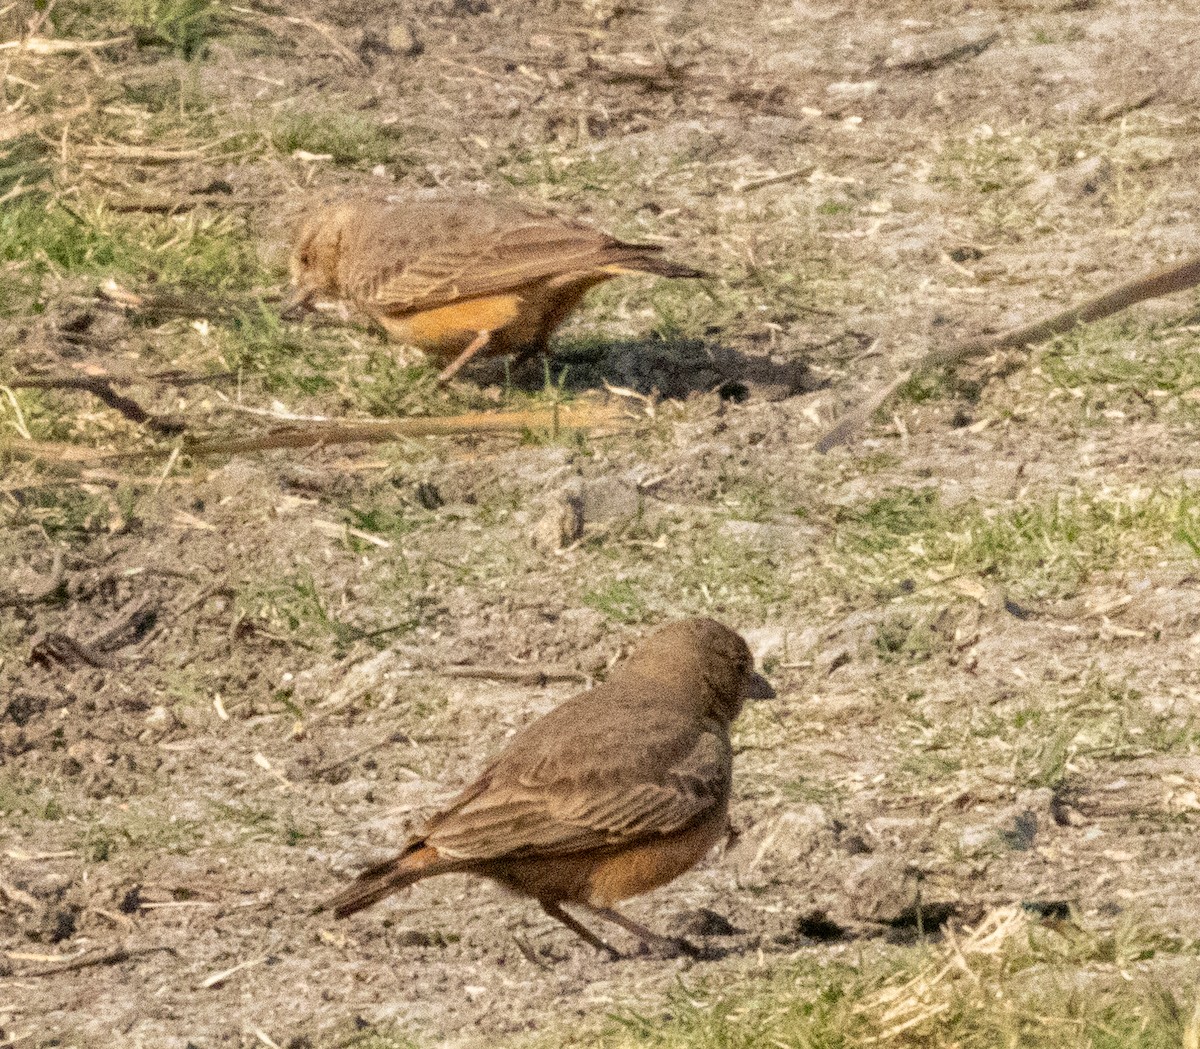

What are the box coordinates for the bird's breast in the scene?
[375,294,527,355]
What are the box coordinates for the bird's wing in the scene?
[422,728,729,861]
[359,216,641,315]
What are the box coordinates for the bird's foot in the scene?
[630,934,711,961]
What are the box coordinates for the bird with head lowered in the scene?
[283,193,703,384]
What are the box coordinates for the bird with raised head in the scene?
[283,193,703,383]
[323,617,774,959]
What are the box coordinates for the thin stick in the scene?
[200,956,267,989]
[185,403,627,456]
[19,945,174,977]
[310,730,413,779]
[11,376,184,434]
[438,665,588,686]
[816,254,1200,452]
[0,35,130,54]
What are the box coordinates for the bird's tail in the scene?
[323,842,455,919]
[602,242,706,279]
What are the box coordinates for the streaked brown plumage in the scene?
[324,618,773,959]
[284,193,703,382]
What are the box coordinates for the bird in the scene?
[323,617,774,959]
[282,193,704,383]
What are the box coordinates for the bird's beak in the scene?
[743,670,776,700]
[279,286,313,321]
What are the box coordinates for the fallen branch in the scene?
[29,595,155,669]
[816,253,1200,452]
[19,944,174,978]
[0,440,134,465]
[184,403,629,456]
[11,375,184,434]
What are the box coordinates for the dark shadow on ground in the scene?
[462,335,822,402]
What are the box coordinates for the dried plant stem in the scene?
[185,403,628,456]
[817,254,1200,452]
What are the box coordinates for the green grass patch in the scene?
[0,774,75,824]
[211,307,342,396]
[897,670,1195,798]
[583,579,649,624]
[516,910,1195,1049]
[120,0,223,58]
[0,473,125,537]
[236,572,362,650]
[930,122,1162,241]
[1032,322,1200,423]
[270,111,409,167]
[829,483,1200,602]
[0,197,264,312]
[53,0,224,57]
[74,809,206,860]
[582,528,791,623]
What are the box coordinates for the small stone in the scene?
[530,486,584,551]
[386,21,422,56]
[843,856,919,925]
[391,928,447,948]
[674,907,738,937]
[580,478,641,524]
[733,805,834,886]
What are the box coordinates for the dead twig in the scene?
[199,955,267,989]
[29,595,155,669]
[0,36,130,55]
[437,665,588,687]
[19,944,174,978]
[10,376,184,434]
[0,880,40,910]
[887,30,1000,73]
[86,594,156,651]
[512,934,554,970]
[184,403,629,456]
[732,165,815,193]
[310,730,414,780]
[817,253,1200,452]
[582,55,696,92]
[95,277,286,320]
[30,631,115,668]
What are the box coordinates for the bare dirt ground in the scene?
[2,0,1200,1046]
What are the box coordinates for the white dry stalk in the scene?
[200,956,267,990]
[0,386,32,439]
[860,906,1029,1040]
[1183,989,1200,1049]
[0,35,130,54]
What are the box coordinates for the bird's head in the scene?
[624,617,775,724]
[281,205,351,319]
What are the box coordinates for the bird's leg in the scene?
[539,901,621,960]
[437,329,493,384]
[582,904,702,959]
[511,335,550,373]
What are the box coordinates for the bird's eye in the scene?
[299,251,311,267]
